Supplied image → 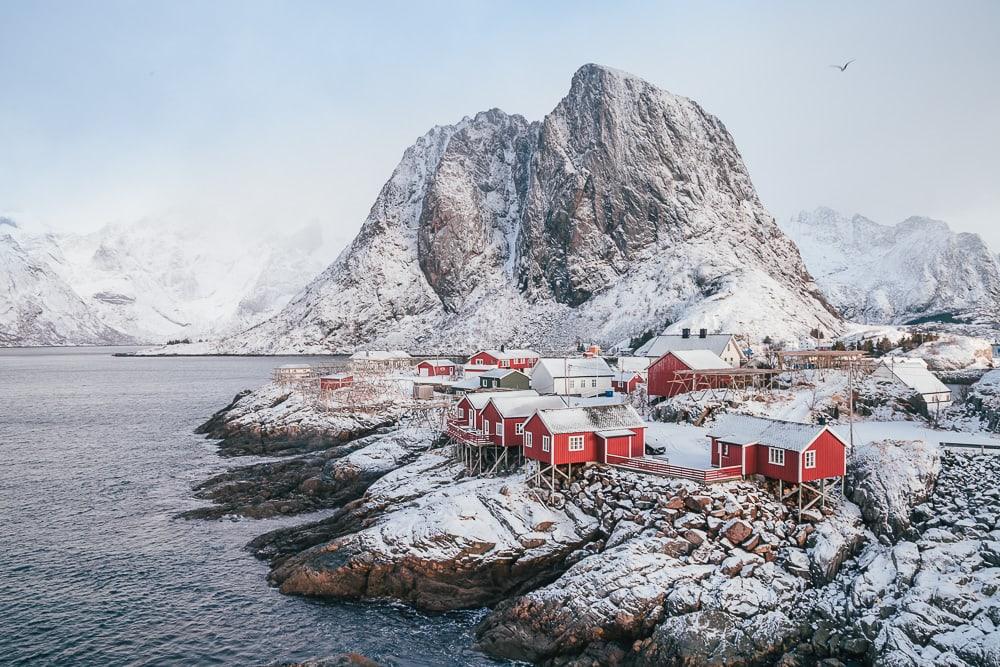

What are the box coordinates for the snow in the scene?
[708,414,833,452]
[536,404,644,434]
[644,422,713,468]
[903,334,994,370]
[534,357,614,378]
[671,349,731,370]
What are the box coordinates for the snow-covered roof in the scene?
[613,370,643,383]
[535,357,614,378]
[534,403,645,435]
[464,389,538,410]
[671,349,732,370]
[488,395,573,418]
[418,358,456,366]
[476,349,540,360]
[878,360,951,396]
[616,357,650,373]
[451,376,481,390]
[596,429,637,438]
[350,350,411,360]
[463,363,499,372]
[708,414,841,453]
[479,368,527,379]
[320,373,351,380]
[635,333,738,358]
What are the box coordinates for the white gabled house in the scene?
[634,329,745,366]
[529,357,615,396]
[872,357,953,412]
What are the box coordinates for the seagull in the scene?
[830,59,856,72]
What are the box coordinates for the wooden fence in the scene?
[606,454,743,483]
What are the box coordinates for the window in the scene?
[542,435,551,452]
[495,422,502,436]
[475,358,484,365]
[591,379,597,387]
[804,450,816,469]
[568,435,585,452]
[524,432,533,448]
[722,444,729,456]
[768,447,785,466]
[501,359,510,368]
[515,422,524,435]
[569,379,575,389]
[483,419,490,435]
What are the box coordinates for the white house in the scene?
[634,329,745,366]
[872,357,953,412]
[530,357,615,396]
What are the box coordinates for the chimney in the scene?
[699,328,707,339]
[682,328,690,339]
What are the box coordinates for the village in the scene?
[268,327,1000,520]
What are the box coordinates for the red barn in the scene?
[416,359,456,377]
[319,373,353,390]
[706,414,847,485]
[522,403,646,466]
[648,349,734,398]
[468,349,540,372]
[612,371,644,394]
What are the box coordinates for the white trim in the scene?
[495,422,502,436]
[768,447,785,466]
[542,435,551,452]
[804,450,816,469]
[524,431,533,448]
[515,422,524,435]
[568,435,585,452]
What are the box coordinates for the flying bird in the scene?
[830,59,856,72]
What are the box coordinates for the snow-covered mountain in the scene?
[215,64,840,354]
[1,218,334,346]
[785,207,1000,325]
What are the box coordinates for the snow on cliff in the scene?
[785,207,1000,326]
[213,64,840,354]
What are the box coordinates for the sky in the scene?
[1,1,998,250]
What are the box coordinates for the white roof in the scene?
[350,350,411,360]
[419,358,456,366]
[534,403,645,434]
[635,333,739,358]
[463,389,538,410]
[476,349,539,360]
[488,395,573,418]
[879,360,950,396]
[708,414,841,453]
[671,349,732,370]
[320,373,351,380]
[451,376,481,390]
[463,363,499,372]
[596,429,637,438]
[616,357,650,373]
[278,363,312,369]
[613,370,643,383]
[480,368,527,379]
[535,357,614,378]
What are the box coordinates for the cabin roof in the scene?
[475,349,539,360]
[708,414,841,453]
[535,403,645,434]
[479,368,526,379]
[613,370,643,382]
[464,389,538,410]
[877,359,950,395]
[671,349,732,370]
[535,357,614,378]
[419,358,455,366]
[488,395,572,418]
[635,333,739,358]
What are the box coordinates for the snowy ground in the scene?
[645,422,713,468]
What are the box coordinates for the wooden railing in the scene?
[605,455,743,483]
[446,419,492,446]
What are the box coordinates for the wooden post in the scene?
[820,478,826,509]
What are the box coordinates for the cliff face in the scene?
[785,207,1000,325]
[222,64,840,354]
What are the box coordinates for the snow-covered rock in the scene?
[208,64,840,354]
[785,207,1000,326]
[903,333,995,371]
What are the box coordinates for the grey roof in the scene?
[635,333,739,358]
[488,395,573,418]
[464,389,537,410]
[480,368,527,380]
[451,376,481,390]
[707,414,843,453]
[596,429,637,438]
[613,370,643,382]
[535,403,645,435]
[535,357,614,378]
[877,359,951,396]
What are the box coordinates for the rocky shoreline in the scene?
[188,381,1000,665]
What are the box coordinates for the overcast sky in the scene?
[2,1,998,249]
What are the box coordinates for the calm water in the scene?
[0,347,498,666]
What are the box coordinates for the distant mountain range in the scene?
[204,64,841,354]
[0,218,331,346]
[784,207,1000,327]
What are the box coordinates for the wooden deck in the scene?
[606,454,743,483]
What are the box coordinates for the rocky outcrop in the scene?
[180,428,435,519]
[195,383,397,457]
[847,439,941,542]
[945,369,1000,433]
[212,64,840,355]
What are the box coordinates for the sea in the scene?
[0,347,500,666]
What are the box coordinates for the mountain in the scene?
[216,64,840,354]
[785,207,1000,325]
[0,225,131,346]
[1,219,332,346]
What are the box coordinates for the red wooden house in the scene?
[453,389,538,433]
[648,349,734,398]
[522,403,646,466]
[480,395,571,447]
[612,370,644,394]
[468,349,540,372]
[706,414,847,485]
[319,373,353,390]
[416,359,456,377]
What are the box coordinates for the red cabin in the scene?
[707,415,847,484]
[612,371,644,394]
[416,359,456,377]
[648,350,734,398]
[319,373,353,390]
[522,403,646,466]
[468,349,540,372]
[453,389,538,433]
[480,395,572,447]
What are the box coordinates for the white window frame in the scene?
[495,422,502,436]
[542,435,551,452]
[568,435,585,452]
[804,450,816,469]
[591,378,597,387]
[475,358,484,365]
[524,432,533,448]
[721,443,729,456]
[483,419,490,435]
[501,359,510,368]
[768,447,785,466]
[515,422,524,435]
[568,379,575,389]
